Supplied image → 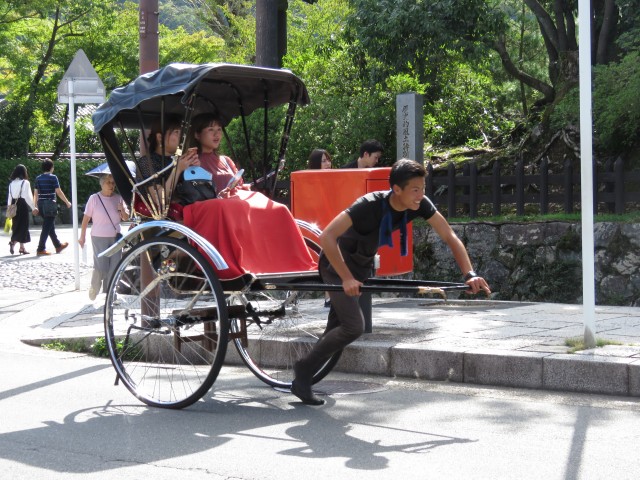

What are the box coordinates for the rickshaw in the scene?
[92,63,467,409]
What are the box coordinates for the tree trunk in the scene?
[596,0,618,64]
[256,0,279,67]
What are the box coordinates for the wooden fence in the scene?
[424,157,640,218]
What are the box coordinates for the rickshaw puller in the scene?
[291,159,492,405]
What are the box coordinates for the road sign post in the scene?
[57,50,105,290]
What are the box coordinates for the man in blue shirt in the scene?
[33,159,72,255]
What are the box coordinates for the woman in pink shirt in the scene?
[79,174,130,300]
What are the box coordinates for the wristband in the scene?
[464,270,478,281]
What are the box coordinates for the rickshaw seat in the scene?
[183,190,318,281]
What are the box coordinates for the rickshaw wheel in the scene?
[229,236,341,389]
[104,236,229,409]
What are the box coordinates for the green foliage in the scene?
[159,25,226,65]
[41,339,90,353]
[592,52,640,152]
[343,0,520,146]
[548,88,579,131]
[550,52,640,153]
[424,58,515,146]
[616,0,640,52]
[283,0,396,167]
[0,0,132,155]
[40,336,136,358]
[0,104,31,158]
[1,0,637,166]
[346,0,502,85]
[190,0,256,63]
[90,336,110,357]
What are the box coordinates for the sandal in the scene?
[8,241,14,255]
[19,248,29,255]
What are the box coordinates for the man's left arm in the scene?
[427,212,491,295]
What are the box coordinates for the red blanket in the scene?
[183,190,317,280]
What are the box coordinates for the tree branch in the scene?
[524,0,559,51]
[493,35,555,104]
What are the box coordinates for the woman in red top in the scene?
[189,113,251,197]
[183,112,316,280]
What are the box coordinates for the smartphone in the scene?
[226,169,244,190]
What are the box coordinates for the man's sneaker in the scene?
[88,287,97,301]
[55,242,69,253]
[36,250,51,256]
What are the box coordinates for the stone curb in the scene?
[20,332,640,398]
[330,342,640,398]
[20,329,640,398]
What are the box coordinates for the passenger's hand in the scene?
[33,208,39,216]
[65,201,72,208]
[465,276,491,296]
[342,278,362,297]
[78,237,85,248]
[217,186,240,198]
[177,148,200,172]
[217,186,230,198]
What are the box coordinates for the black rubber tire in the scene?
[104,236,228,409]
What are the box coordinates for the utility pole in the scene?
[138,0,159,157]
[139,0,159,74]
[256,0,280,67]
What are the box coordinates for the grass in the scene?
[564,337,624,353]
[41,339,90,353]
[41,337,112,357]
[445,211,640,224]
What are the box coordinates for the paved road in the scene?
[1,347,639,480]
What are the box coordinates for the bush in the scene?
[593,52,640,152]
[550,52,640,154]
[0,104,30,158]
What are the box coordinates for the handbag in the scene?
[97,195,123,243]
[40,199,58,218]
[6,203,17,219]
[6,180,24,218]
[175,166,217,205]
[176,180,217,205]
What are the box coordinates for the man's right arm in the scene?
[319,212,363,296]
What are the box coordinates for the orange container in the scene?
[290,168,413,276]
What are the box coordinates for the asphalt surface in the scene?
[2,225,640,398]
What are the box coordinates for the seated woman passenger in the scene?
[188,113,251,197]
[181,113,317,280]
[136,115,200,216]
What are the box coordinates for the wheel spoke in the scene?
[104,237,228,409]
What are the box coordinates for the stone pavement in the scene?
[2,226,640,398]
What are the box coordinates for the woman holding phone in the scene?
[181,113,317,280]
[189,113,250,198]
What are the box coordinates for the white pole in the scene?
[578,0,596,348]
[68,80,81,290]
